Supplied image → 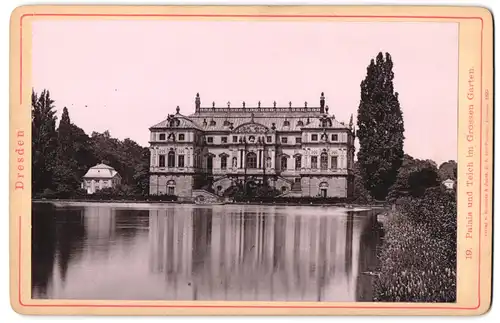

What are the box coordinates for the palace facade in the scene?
[148,93,355,199]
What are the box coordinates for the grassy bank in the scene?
[373,186,456,302]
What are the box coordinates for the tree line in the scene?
[355,52,457,302]
[32,89,150,198]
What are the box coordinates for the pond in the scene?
[31,202,383,302]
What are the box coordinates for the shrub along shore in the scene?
[373,186,457,302]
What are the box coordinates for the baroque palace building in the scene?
[148,93,355,199]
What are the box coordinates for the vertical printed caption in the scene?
[464,66,477,261]
[482,86,490,240]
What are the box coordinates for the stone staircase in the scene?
[192,189,223,204]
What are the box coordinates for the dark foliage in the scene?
[374,186,457,302]
[352,161,373,204]
[227,181,281,200]
[387,155,441,202]
[32,89,58,193]
[438,160,457,181]
[233,196,348,204]
[357,52,405,200]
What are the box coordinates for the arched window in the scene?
[319,181,328,198]
[297,120,304,127]
[265,157,272,169]
[295,155,302,170]
[167,180,176,195]
[320,152,328,170]
[281,156,288,170]
[167,151,176,167]
[221,156,227,169]
[246,152,257,169]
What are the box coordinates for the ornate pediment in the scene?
[233,122,269,134]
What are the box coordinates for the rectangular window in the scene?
[159,133,166,140]
[221,136,228,144]
[320,153,328,170]
[295,137,302,144]
[167,186,175,195]
[159,155,166,167]
[247,153,257,169]
[178,155,185,168]
[331,156,338,169]
[179,133,185,141]
[294,178,301,183]
[233,136,238,143]
[281,137,288,144]
[207,137,214,143]
[167,152,175,167]
[266,136,272,143]
[281,157,288,170]
[311,134,318,141]
[331,134,338,141]
[311,156,318,169]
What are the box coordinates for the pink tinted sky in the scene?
[32,20,458,164]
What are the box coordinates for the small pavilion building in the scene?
[81,163,122,194]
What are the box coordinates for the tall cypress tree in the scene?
[357,52,405,200]
[53,106,80,195]
[57,107,73,157]
[32,89,58,194]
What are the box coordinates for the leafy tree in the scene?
[133,147,151,195]
[32,90,152,198]
[32,89,58,194]
[57,107,73,158]
[438,160,457,181]
[53,107,80,193]
[71,123,98,178]
[357,52,405,200]
[387,155,440,201]
[352,161,372,203]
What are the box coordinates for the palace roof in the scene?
[149,93,352,132]
[150,113,202,130]
[188,114,349,132]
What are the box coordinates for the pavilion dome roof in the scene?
[83,163,120,179]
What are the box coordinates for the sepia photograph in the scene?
[27,16,461,304]
[28,16,461,304]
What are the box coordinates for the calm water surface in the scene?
[32,202,383,301]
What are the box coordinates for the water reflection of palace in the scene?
[32,203,381,301]
[148,206,381,301]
